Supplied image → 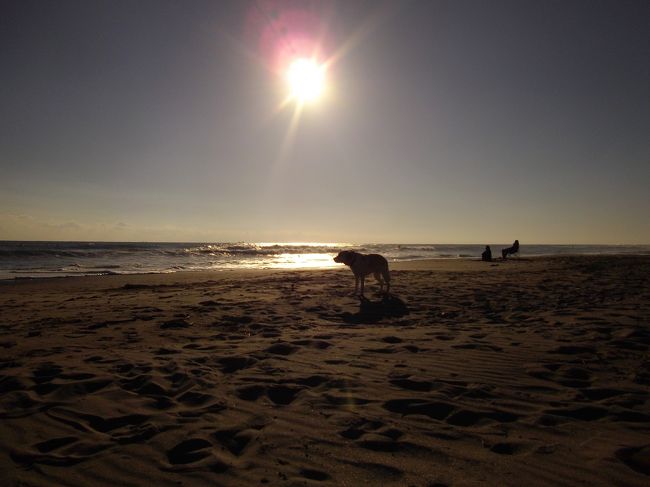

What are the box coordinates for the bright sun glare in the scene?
[286,58,325,103]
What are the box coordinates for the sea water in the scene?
[1,241,648,279]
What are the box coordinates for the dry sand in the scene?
[1,255,649,486]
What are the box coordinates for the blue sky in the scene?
[1,0,648,243]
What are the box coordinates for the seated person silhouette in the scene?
[501,240,519,259]
[481,245,492,262]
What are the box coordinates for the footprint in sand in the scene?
[33,436,78,453]
[11,440,108,467]
[265,343,299,355]
[221,315,253,325]
[324,394,372,407]
[236,385,266,401]
[293,375,328,388]
[446,409,518,426]
[0,391,47,418]
[267,385,303,405]
[616,445,650,476]
[213,428,257,456]
[381,336,403,344]
[35,377,112,397]
[120,375,167,396]
[362,346,397,354]
[383,399,455,420]
[299,468,331,481]
[342,461,404,481]
[290,339,333,350]
[167,438,212,464]
[389,378,435,392]
[235,384,303,405]
[160,319,191,329]
[488,441,533,455]
[543,405,610,421]
[383,398,519,426]
[578,387,627,401]
[177,391,215,406]
[549,345,596,355]
[0,375,26,394]
[452,343,503,352]
[216,356,257,373]
[32,363,62,384]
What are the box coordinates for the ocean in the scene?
[1,241,648,280]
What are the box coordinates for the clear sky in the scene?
[1,0,648,244]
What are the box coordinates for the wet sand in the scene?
[1,255,649,486]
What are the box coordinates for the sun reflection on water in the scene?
[204,242,350,270]
[267,252,339,269]
[257,243,345,269]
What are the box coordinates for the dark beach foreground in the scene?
[1,255,649,486]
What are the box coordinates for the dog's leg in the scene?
[382,269,390,295]
[360,276,365,296]
[374,272,384,293]
[354,276,359,296]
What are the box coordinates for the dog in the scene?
[333,250,390,297]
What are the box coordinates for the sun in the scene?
[286,58,325,103]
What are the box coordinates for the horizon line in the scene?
[1,240,649,246]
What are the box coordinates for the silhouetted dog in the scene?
[333,250,390,296]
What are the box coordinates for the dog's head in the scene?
[333,250,355,265]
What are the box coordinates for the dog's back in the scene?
[360,253,389,276]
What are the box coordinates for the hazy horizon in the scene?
[2,1,649,244]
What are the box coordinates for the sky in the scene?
[1,0,648,244]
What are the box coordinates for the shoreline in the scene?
[2,252,649,285]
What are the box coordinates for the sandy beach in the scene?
[1,255,649,486]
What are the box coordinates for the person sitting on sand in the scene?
[481,245,492,262]
[501,240,520,259]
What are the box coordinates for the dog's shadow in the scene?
[341,294,409,324]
